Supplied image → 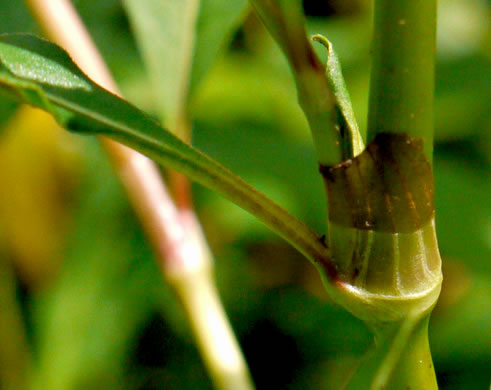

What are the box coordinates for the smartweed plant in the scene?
[0,0,488,389]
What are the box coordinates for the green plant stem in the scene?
[379,317,437,390]
[344,1,440,388]
[346,315,438,390]
[249,0,342,166]
[368,0,437,160]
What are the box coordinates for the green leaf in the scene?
[122,0,248,130]
[312,34,364,158]
[122,0,200,130]
[190,0,248,94]
[0,33,331,271]
[32,154,159,390]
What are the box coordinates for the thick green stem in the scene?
[340,1,441,388]
[249,0,342,166]
[381,317,438,390]
[368,0,437,160]
[346,315,438,390]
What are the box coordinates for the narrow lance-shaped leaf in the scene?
[121,0,200,131]
[122,0,248,132]
[312,34,364,158]
[189,0,248,94]
[0,34,333,275]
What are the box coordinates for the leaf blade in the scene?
[190,0,248,94]
[0,33,332,271]
[122,0,200,130]
[122,0,248,131]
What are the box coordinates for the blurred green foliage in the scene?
[0,0,489,389]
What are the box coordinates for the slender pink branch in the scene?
[24,0,199,272]
[24,2,255,388]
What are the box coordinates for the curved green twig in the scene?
[249,0,342,166]
[0,33,334,275]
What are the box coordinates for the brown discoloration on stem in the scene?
[319,133,434,233]
[170,170,193,210]
[365,143,397,232]
[305,46,325,74]
[315,235,339,282]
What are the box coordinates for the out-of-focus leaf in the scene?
[434,150,491,272]
[430,275,491,371]
[0,0,35,34]
[191,55,308,140]
[0,0,35,127]
[31,145,164,390]
[193,119,325,234]
[0,34,328,267]
[434,55,491,140]
[71,0,144,85]
[122,0,200,130]
[190,0,248,94]
[437,0,489,58]
[307,17,372,69]
[122,0,248,130]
